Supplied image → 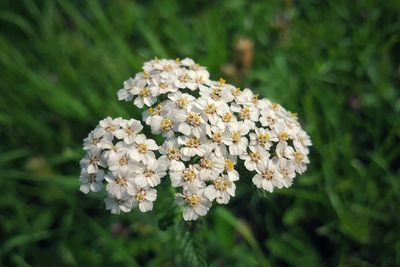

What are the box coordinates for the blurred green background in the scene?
[1,0,400,266]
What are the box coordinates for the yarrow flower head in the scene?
[79,58,312,221]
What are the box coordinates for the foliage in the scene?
[1,0,400,266]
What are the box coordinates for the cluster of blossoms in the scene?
[80,58,311,221]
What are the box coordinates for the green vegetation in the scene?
[1,0,399,266]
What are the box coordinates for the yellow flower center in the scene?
[222,112,233,122]
[232,131,241,143]
[212,132,222,143]
[163,64,172,72]
[135,189,146,201]
[143,169,155,177]
[119,155,129,166]
[186,137,200,148]
[199,158,213,169]
[149,104,162,115]
[91,138,99,145]
[160,118,173,131]
[187,112,201,126]
[124,126,135,135]
[211,88,222,100]
[205,104,217,114]
[225,159,235,172]
[240,107,250,120]
[249,152,260,162]
[179,73,189,83]
[214,177,231,190]
[167,148,181,160]
[183,168,196,182]
[278,132,289,141]
[143,71,150,79]
[137,143,148,154]
[294,151,304,162]
[219,77,226,85]
[232,87,241,96]
[105,125,116,132]
[139,87,150,98]
[176,97,188,108]
[262,170,274,180]
[159,83,168,90]
[257,133,270,145]
[185,194,200,207]
[271,103,279,110]
[115,176,127,186]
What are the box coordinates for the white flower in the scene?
[259,105,280,127]
[134,159,167,187]
[154,58,179,76]
[252,159,284,192]
[114,119,143,144]
[104,193,135,214]
[249,128,276,150]
[99,116,122,136]
[215,102,236,125]
[204,175,236,204]
[276,141,294,159]
[293,130,312,153]
[129,134,159,163]
[181,58,207,72]
[142,104,163,125]
[222,121,249,156]
[132,86,157,108]
[188,69,210,90]
[149,115,175,138]
[105,169,135,198]
[149,75,176,96]
[273,121,294,144]
[240,146,270,172]
[174,68,196,89]
[170,164,200,187]
[197,98,225,129]
[206,126,227,157]
[178,136,208,159]
[80,147,106,174]
[83,126,106,150]
[127,184,157,212]
[200,78,234,103]
[231,103,259,127]
[168,91,195,111]
[101,141,129,161]
[158,139,185,171]
[79,168,104,194]
[176,184,211,221]
[276,158,296,187]
[235,88,253,105]
[224,159,239,181]
[117,78,136,101]
[107,149,137,174]
[197,152,225,181]
[288,149,309,174]
[177,110,206,138]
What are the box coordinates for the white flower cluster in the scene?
[79,58,312,221]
